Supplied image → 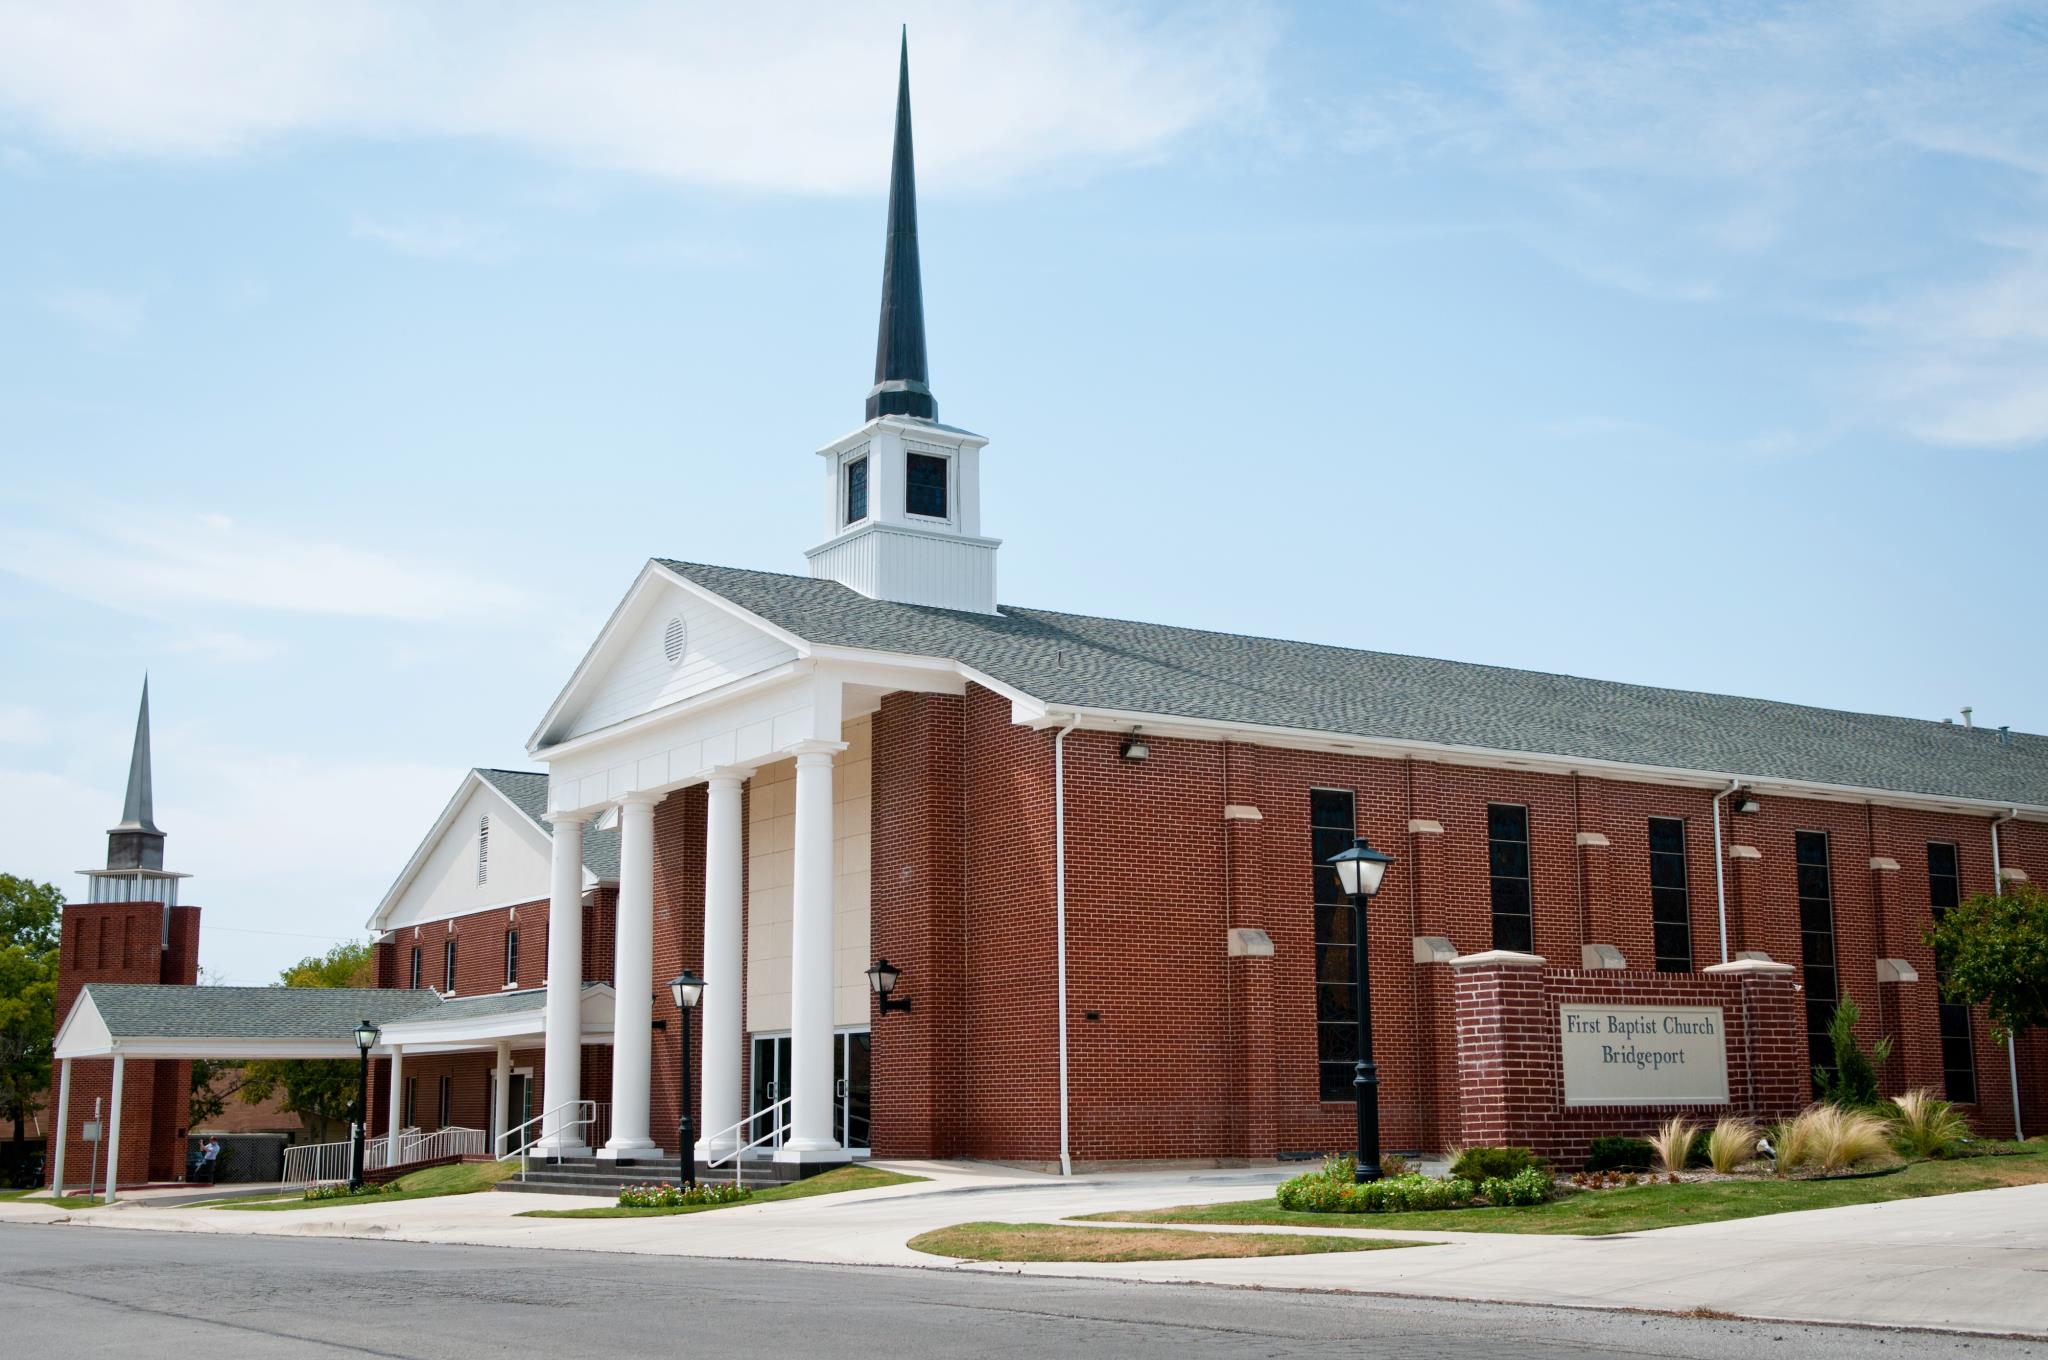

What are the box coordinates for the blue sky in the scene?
[2,1,2043,984]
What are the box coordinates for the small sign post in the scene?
[86,1097,104,1201]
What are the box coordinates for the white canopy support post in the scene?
[493,1041,512,1151]
[50,1058,71,1195]
[387,1044,405,1142]
[103,1053,125,1204]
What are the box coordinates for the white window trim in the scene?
[903,447,955,528]
[841,450,873,530]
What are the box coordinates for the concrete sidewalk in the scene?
[4,1163,2044,1337]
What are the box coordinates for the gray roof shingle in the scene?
[475,768,620,878]
[80,984,440,1039]
[660,560,2048,809]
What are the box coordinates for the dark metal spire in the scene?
[107,676,165,871]
[866,27,936,422]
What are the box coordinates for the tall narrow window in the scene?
[905,451,948,518]
[403,1075,417,1129]
[504,928,519,987]
[409,946,421,990]
[1796,830,1840,1096]
[444,937,458,994]
[1487,804,1533,953]
[845,454,869,524]
[477,814,490,885]
[1648,817,1693,972]
[437,1075,452,1129]
[1928,843,1977,1103]
[1310,788,1359,1101]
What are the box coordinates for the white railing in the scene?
[281,1125,489,1188]
[497,1099,602,1182]
[701,1097,790,1189]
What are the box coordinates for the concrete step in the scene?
[491,1157,820,1195]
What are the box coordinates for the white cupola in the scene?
[803,30,1000,615]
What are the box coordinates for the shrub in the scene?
[1450,1146,1543,1182]
[1891,1089,1971,1158]
[1274,1168,1477,1214]
[1585,1136,1654,1172]
[1705,1117,1760,1174]
[1649,1117,1695,1176]
[1814,995,1893,1109]
[303,1181,390,1201]
[1479,1167,1554,1207]
[615,1181,753,1210]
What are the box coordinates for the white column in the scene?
[50,1059,71,1195]
[493,1041,512,1151]
[386,1045,405,1138]
[104,1053,125,1203]
[536,810,588,1155]
[698,771,748,1159]
[602,793,663,1159]
[778,743,849,1162]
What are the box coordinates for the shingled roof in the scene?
[75,984,440,1041]
[475,767,621,878]
[661,560,2048,809]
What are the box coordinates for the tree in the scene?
[1814,993,1892,1109]
[0,875,63,1167]
[1926,883,2048,1042]
[234,940,376,1143]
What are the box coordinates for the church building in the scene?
[50,36,2048,1190]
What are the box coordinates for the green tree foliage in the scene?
[235,940,376,1142]
[1925,883,2048,1042]
[1815,994,1892,1109]
[0,875,64,1160]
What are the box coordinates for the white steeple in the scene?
[804,30,1000,615]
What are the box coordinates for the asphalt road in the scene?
[0,1224,2029,1359]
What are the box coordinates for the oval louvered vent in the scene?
[662,615,687,667]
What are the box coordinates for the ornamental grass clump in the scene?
[1810,1105,1893,1172]
[616,1181,753,1210]
[1648,1116,1696,1176]
[1705,1117,1760,1174]
[1890,1089,1971,1158]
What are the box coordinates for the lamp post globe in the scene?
[1325,837,1393,1184]
[349,1019,381,1190]
[670,973,703,1184]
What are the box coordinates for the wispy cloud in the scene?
[349,214,513,262]
[0,1,1274,194]
[43,288,144,343]
[0,507,538,623]
[169,629,286,662]
[0,705,50,743]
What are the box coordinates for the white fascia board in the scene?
[381,1009,545,1047]
[530,659,810,766]
[51,990,112,1060]
[367,771,557,933]
[1027,703,2048,823]
[814,415,989,461]
[99,1037,370,1061]
[373,892,555,940]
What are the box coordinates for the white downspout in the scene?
[1053,712,1081,1177]
[1991,809,2023,1139]
[1712,780,1740,964]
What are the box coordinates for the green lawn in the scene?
[217,1158,521,1211]
[1085,1147,2048,1237]
[908,1221,1431,1263]
[520,1164,925,1219]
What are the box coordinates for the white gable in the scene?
[540,570,801,749]
[376,777,553,932]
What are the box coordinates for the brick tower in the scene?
[49,678,201,1186]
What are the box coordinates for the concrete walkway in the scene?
[4,1162,2044,1337]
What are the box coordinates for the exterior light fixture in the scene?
[348,1019,381,1190]
[1119,731,1149,761]
[866,958,913,1014]
[670,972,703,1184]
[1735,790,1761,814]
[1325,837,1395,1185]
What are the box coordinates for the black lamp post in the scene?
[669,972,704,1184]
[1326,837,1393,1184]
[349,1018,380,1190]
[866,958,912,1014]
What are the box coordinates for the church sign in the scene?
[1558,1004,1729,1107]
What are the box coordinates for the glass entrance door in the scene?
[490,1071,536,1151]
[748,1031,869,1154]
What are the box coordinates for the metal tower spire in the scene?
[866,27,936,422]
[107,676,165,870]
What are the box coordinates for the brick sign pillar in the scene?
[1449,950,1551,1151]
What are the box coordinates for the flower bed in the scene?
[1274,1155,1553,1214]
[616,1181,753,1209]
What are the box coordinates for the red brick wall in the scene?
[649,786,708,1155]
[1452,961,1807,1166]
[48,901,200,1188]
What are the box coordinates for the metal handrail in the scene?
[702,1097,790,1189]
[498,1098,599,1182]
